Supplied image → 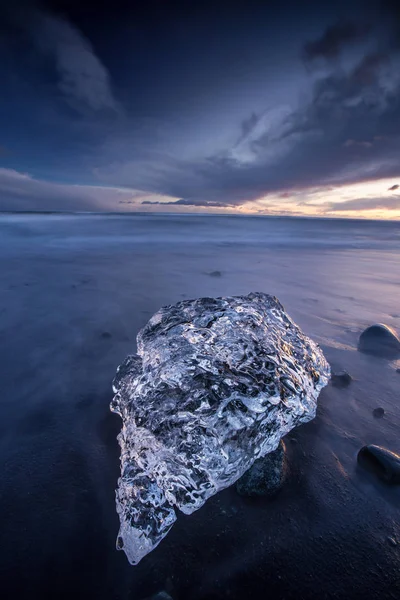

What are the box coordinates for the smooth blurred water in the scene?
[1,213,400,251]
[0,214,399,600]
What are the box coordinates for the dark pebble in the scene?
[331,370,352,388]
[358,324,400,359]
[357,445,400,484]
[101,331,112,339]
[397,368,400,374]
[236,440,287,497]
[372,407,385,418]
[387,537,397,547]
[208,270,222,277]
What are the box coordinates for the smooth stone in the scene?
[358,324,400,359]
[372,407,385,418]
[331,370,352,388]
[208,270,222,277]
[236,440,287,497]
[101,331,112,339]
[357,445,400,484]
[397,368,400,374]
[387,537,398,547]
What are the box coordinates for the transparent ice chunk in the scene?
[111,293,330,564]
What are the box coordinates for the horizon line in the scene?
[0,210,399,223]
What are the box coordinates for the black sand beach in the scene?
[0,214,399,600]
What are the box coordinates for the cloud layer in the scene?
[0,168,171,212]
[303,19,369,62]
[0,0,399,218]
[9,5,120,115]
[90,13,400,213]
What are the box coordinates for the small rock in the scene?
[397,368,400,374]
[372,407,385,418]
[357,445,400,484]
[101,331,112,339]
[331,370,352,388]
[236,440,287,497]
[150,593,173,600]
[358,324,400,359]
[208,270,222,277]
[387,536,397,547]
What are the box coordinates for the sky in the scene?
[1,0,400,219]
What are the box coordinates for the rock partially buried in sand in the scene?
[208,270,222,277]
[372,407,385,418]
[358,324,400,359]
[331,370,352,388]
[236,440,287,497]
[357,445,400,484]
[111,292,330,565]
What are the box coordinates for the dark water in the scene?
[0,214,399,599]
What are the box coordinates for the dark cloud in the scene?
[388,184,399,190]
[32,10,121,114]
[235,112,260,146]
[0,168,137,211]
[142,199,235,208]
[303,20,369,62]
[352,52,389,85]
[290,53,394,138]
[3,2,120,115]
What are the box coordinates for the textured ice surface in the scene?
[111,292,330,564]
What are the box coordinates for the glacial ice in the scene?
[111,292,330,565]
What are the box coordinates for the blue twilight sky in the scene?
[1,0,400,217]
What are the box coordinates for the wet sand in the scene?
[0,214,399,599]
